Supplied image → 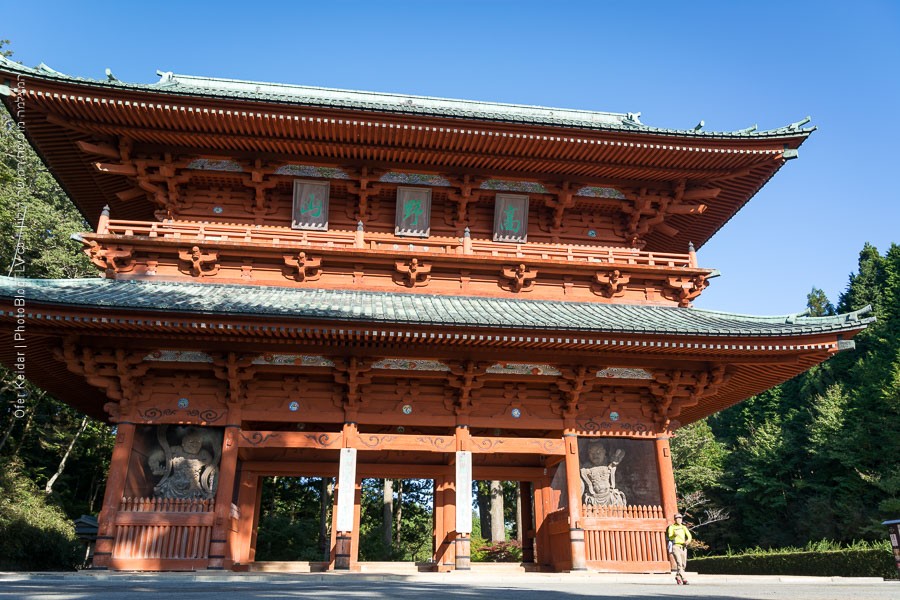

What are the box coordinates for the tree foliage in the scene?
[696,242,900,552]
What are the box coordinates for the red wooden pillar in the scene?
[209,425,240,569]
[534,474,555,568]
[93,422,136,569]
[432,477,445,568]
[249,477,263,562]
[442,476,457,571]
[520,481,535,563]
[655,435,678,520]
[233,470,258,568]
[563,430,587,571]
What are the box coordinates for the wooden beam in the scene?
[237,430,342,449]
[115,188,146,201]
[468,436,565,455]
[76,140,120,159]
[93,162,137,176]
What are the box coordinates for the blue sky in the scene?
[5,0,899,315]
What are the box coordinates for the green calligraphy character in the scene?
[501,205,522,234]
[403,198,424,227]
[300,193,323,219]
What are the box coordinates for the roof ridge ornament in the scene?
[787,116,811,131]
[105,68,118,82]
[693,120,704,132]
[736,124,758,134]
[156,70,175,84]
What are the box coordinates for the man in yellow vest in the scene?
[666,513,693,584]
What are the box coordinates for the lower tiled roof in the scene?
[0,277,873,338]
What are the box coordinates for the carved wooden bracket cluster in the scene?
[446,360,488,416]
[54,338,148,420]
[345,167,385,222]
[594,269,630,298]
[645,366,729,430]
[283,251,322,282]
[554,365,601,418]
[664,274,708,307]
[178,246,220,277]
[394,258,432,287]
[212,353,256,405]
[333,357,374,411]
[444,174,484,228]
[85,240,135,277]
[501,264,538,293]
[616,181,714,248]
[241,160,279,219]
[543,181,577,232]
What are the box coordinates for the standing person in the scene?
[666,513,692,585]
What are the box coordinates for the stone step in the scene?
[249,561,329,573]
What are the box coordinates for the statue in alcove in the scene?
[148,426,220,499]
[581,442,627,507]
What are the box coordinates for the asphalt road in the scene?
[1,575,897,600]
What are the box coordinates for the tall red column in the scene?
[519,481,535,563]
[92,422,136,569]
[209,423,241,569]
[563,430,587,571]
[655,435,678,520]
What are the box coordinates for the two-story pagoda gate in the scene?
[0,56,872,572]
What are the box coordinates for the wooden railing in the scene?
[98,218,694,268]
[545,504,670,572]
[111,497,215,569]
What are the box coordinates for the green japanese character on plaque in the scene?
[292,180,330,230]
[395,187,432,237]
[493,194,529,242]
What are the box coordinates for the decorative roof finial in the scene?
[688,241,695,253]
[105,68,117,82]
[464,226,470,238]
[693,120,704,131]
[357,220,364,231]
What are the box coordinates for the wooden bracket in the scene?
[645,366,729,430]
[84,241,135,277]
[345,167,385,221]
[447,361,489,415]
[212,353,256,405]
[333,357,375,408]
[178,246,220,277]
[501,263,538,293]
[554,365,599,418]
[394,258,432,287]
[593,269,630,298]
[283,251,322,282]
[664,274,708,307]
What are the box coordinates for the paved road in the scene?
[0,574,897,600]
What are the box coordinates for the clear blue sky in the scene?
[5,0,899,315]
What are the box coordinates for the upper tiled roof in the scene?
[0,56,814,139]
[0,277,872,338]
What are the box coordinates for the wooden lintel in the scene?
[467,436,565,455]
[238,430,342,449]
[352,432,455,453]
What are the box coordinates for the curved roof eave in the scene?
[0,277,873,339]
[0,56,815,142]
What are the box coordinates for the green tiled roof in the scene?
[0,56,814,140]
[0,277,872,338]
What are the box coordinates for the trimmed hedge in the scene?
[692,543,896,579]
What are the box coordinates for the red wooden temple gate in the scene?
[0,56,872,572]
